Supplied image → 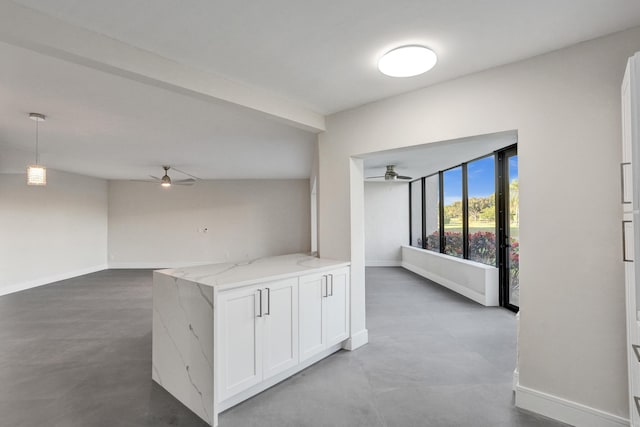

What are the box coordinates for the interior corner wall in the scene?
[0,170,108,295]
[107,179,311,267]
[318,27,640,420]
[364,182,408,266]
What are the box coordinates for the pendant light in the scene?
[26,112,46,186]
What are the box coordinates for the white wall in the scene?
[364,182,408,266]
[0,170,108,295]
[108,179,311,267]
[318,27,640,422]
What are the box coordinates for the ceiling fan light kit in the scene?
[161,166,172,187]
[26,112,47,186]
[131,165,198,187]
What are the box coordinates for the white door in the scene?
[325,268,350,346]
[217,285,263,401]
[263,278,299,379]
[298,273,326,362]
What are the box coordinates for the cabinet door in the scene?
[298,273,326,362]
[325,268,350,346]
[622,67,634,212]
[263,278,299,380]
[217,285,263,401]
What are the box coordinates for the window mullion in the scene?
[462,163,469,259]
[438,171,445,253]
[421,177,427,249]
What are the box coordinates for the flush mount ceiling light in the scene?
[378,45,437,77]
[26,112,46,186]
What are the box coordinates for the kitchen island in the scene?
[152,253,351,426]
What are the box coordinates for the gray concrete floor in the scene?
[0,267,566,427]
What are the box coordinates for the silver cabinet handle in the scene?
[257,289,263,317]
[265,287,271,315]
[623,220,634,262]
[621,162,632,204]
[328,274,334,296]
[633,344,640,362]
[322,275,327,298]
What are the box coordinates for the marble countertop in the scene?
[156,253,350,290]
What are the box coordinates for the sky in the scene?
[442,155,518,205]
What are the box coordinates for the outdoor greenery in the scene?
[426,230,519,281]
[437,179,519,278]
[443,179,519,228]
[412,155,519,305]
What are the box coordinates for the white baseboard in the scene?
[365,260,402,267]
[108,261,209,269]
[515,385,629,427]
[0,264,108,296]
[402,261,494,306]
[343,329,369,351]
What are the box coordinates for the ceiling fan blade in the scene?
[397,175,413,180]
[171,167,200,180]
[149,175,162,181]
[173,179,196,186]
[365,175,385,179]
[129,179,156,183]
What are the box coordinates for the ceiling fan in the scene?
[366,165,412,181]
[134,166,198,187]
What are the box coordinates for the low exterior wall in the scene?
[401,245,499,306]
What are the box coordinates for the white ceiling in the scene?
[1,1,640,180]
[12,0,640,114]
[361,131,516,182]
[0,42,315,180]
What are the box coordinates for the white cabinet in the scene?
[152,255,351,426]
[623,65,634,213]
[217,284,263,401]
[299,273,326,361]
[217,277,298,402]
[325,268,350,346]
[262,278,299,380]
[622,52,640,427]
[299,267,350,362]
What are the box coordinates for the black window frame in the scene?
[408,149,508,263]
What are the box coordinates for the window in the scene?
[424,175,440,251]
[409,180,422,247]
[467,156,496,266]
[443,167,463,258]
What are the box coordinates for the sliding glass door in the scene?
[498,147,519,311]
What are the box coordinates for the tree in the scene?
[479,205,495,222]
[468,195,494,221]
[509,179,519,225]
[443,200,462,224]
